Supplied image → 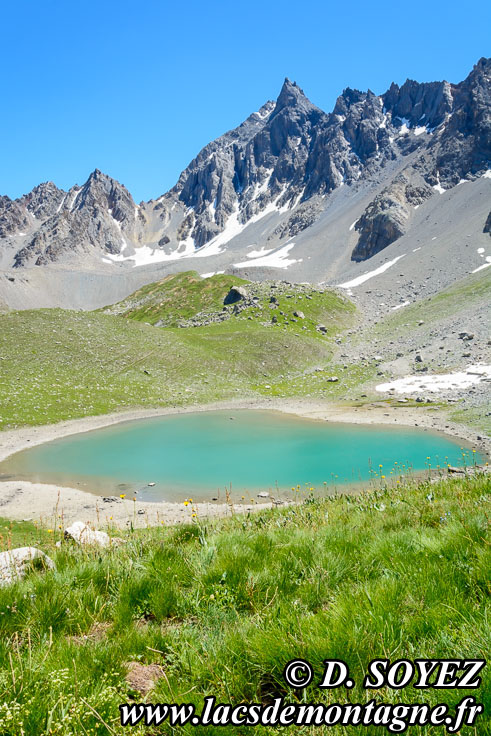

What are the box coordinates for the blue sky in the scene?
[1,0,489,202]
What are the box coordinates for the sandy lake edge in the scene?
[0,398,488,530]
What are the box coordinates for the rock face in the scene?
[0,547,55,587]
[169,79,395,250]
[352,173,433,260]
[484,211,491,235]
[13,170,141,267]
[0,58,489,270]
[0,196,30,238]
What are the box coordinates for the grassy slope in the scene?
[0,283,354,429]
[341,268,491,432]
[371,267,491,337]
[102,271,250,326]
[0,473,489,734]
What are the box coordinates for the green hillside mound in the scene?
[0,276,356,430]
[0,473,489,734]
[103,270,355,336]
[102,271,250,327]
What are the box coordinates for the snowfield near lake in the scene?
[376,365,491,394]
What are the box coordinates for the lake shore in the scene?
[0,398,488,529]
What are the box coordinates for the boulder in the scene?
[64,521,111,547]
[293,310,305,319]
[0,547,55,587]
[224,286,248,305]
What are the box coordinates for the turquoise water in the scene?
[0,410,478,502]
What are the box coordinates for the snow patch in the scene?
[193,204,244,257]
[56,194,67,213]
[69,190,79,211]
[104,242,193,267]
[349,219,358,231]
[472,262,491,274]
[246,246,274,258]
[376,365,491,394]
[477,248,485,254]
[255,169,274,197]
[481,170,491,179]
[338,254,406,289]
[413,126,426,136]
[255,108,271,120]
[103,231,196,267]
[391,301,410,311]
[201,271,224,278]
[234,242,300,270]
[432,172,445,194]
[291,188,305,209]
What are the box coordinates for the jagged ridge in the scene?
[0,58,489,269]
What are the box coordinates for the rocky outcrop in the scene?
[352,174,433,261]
[484,210,491,235]
[383,79,453,129]
[270,201,322,240]
[424,58,491,188]
[20,181,66,220]
[0,195,30,238]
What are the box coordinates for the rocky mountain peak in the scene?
[272,78,318,116]
[73,169,135,226]
[20,181,66,220]
[333,88,368,114]
[382,78,453,129]
[2,58,489,274]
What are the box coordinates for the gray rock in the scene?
[224,286,248,305]
[0,547,55,587]
[64,521,111,547]
[352,173,433,261]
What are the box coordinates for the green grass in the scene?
[372,268,491,337]
[0,473,489,734]
[103,269,356,338]
[0,287,354,430]
[0,518,51,550]
[102,271,250,326]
